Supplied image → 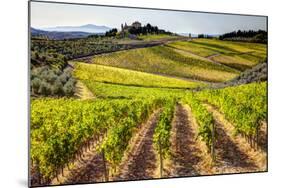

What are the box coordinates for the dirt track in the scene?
[63,152,105,184]
[74,81,94,100]
[168,104,202,177]
[114,110,161,181]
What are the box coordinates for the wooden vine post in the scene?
[36,161,41,185]
[102,149,108,182]
[211,123,215,162]
[256,123,260,151]
[159,140,163,178]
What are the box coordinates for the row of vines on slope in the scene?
[31,82,267,184]
[31,97,165,185]
[182,93,216,160]
[196,81,267,150]
[153,98,177,177]
[97,97,164,178]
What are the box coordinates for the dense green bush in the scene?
[31,51,67,69]
[31,66,76,97]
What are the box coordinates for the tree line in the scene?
[219,30,267,43]
[104,23,172,37]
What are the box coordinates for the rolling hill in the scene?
[31,27,94,40]
[42,24,111,33]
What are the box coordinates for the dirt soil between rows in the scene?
[114,110,161,181]
[168,104,202,176]
[204,103,267,173]
[63,152,105,184]
[166,104,213,177]
[74,81,95,100]
[51,109,161,185]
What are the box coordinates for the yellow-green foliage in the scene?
[30,35,268,184]
[182,93,214,150]
[210,54,256,70]
[166,41,217,57]
[193,39,255,53]
[31,97,166,180]
[82,81,186,99]
[90,46,238,82]
[197,81,267,136]
[168,39,267,71]
[74,62,205,89]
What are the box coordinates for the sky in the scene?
[30,1,267,35]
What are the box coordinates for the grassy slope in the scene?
[31,35,267,183]
[167,39,266,71]
[82,81,186,99]
[166,41,217,57]
[74,62,205,89]
[90,45,238,82]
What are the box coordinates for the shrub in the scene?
[51,79,64,96]
[63,80,75,96]
[31,66,76,97]
[31,77,41,94]
[38,81,52,95]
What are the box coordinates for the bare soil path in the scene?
[204,103,267,173]
[169,104,201,176]
[206,54,220,59]
[68,62,95,100]
[63,152,105,184]
[114,110,161,181]
[74,81,95,100]
[167,104,213,177]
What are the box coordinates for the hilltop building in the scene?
[121,21,142,38]
[121,21,142,32]
[131,21,142,28]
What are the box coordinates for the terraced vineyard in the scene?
[73,63,205,89]
[166,39,266,71]
[89,45,239,82]
[31,38,267,186]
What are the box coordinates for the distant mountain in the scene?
[42,24,111,33]
[31,27,98,40]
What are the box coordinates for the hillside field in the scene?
[30,37,267,186]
